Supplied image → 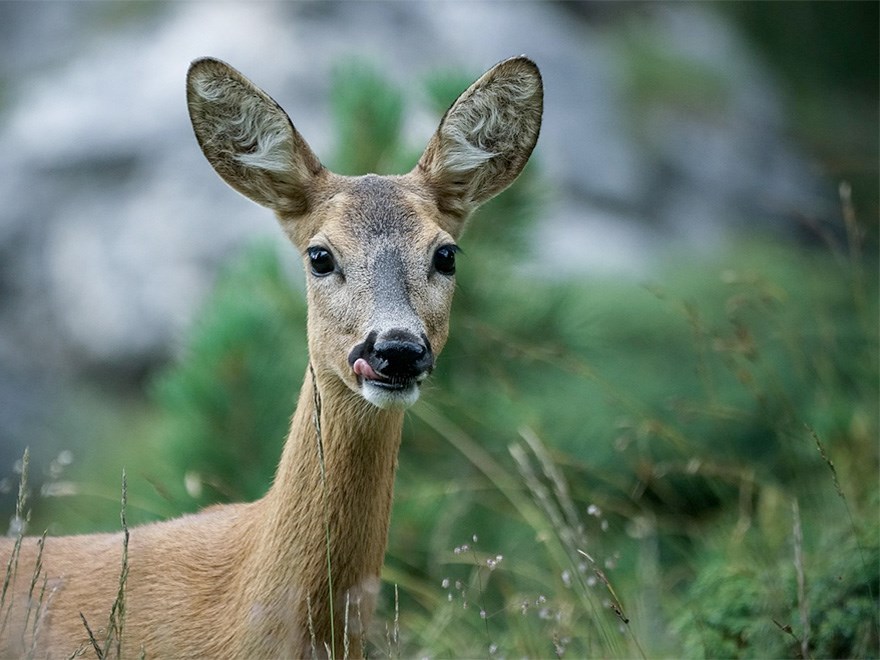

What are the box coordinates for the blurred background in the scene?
[1,2,877,657]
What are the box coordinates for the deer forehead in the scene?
[313,175,452,261]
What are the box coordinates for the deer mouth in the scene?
[353,358,420,390]
[352,357,426,408]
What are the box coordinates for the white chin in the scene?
[361,381,421,409]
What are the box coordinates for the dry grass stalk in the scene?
[791,499,810,659]
[75,471,130,660]
[0,450,56,657]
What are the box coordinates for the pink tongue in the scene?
[353,358,379,380]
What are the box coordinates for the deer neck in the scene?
[242,365,404,654]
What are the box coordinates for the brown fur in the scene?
[0,56,542,658]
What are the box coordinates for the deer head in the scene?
[186,57,542,409]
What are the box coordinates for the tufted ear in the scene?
[414,56,543,225]
[186,58,324,215]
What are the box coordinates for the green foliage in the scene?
[808,524,879,658]
[422,68,477,114]
[675,514,879,658]
[678,558,787,657]
[616,30,732,116]
[329,61,407,175]
[150,243,308,505]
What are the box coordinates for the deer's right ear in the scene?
[415,56,543,228]
[186,58,324,215]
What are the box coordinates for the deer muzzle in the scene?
[348,330,434,408]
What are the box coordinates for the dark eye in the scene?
[433,245,458,276]
[307,246,336,276]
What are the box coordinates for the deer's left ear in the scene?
[414,56,543,227]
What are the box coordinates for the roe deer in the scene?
[0,55,542,658]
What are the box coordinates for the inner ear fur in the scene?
[186,57,324,215]
[415,56,543,222]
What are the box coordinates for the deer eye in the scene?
[433,245,458,276]
[307,247,336,276]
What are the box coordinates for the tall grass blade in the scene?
[21,531,46,653]
[1,448,30,640]
[103,470,130,658]
[79,612,103,659]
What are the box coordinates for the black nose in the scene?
[374,338,432,380]
[348,330,434,381]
